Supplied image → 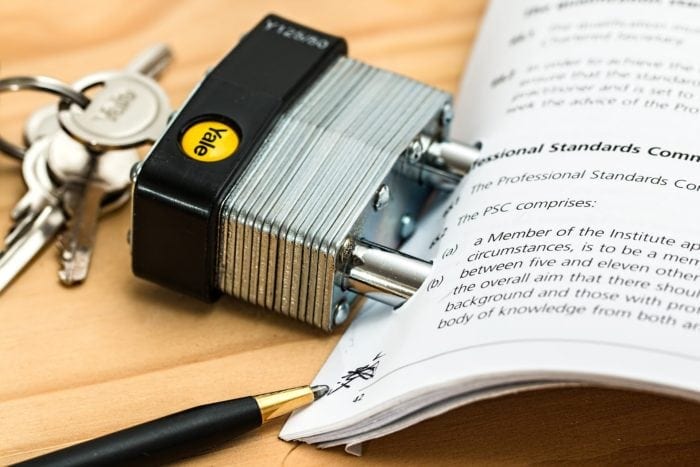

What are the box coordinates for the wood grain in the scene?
[1,1,699,465]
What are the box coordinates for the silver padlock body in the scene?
[216,57,450,330]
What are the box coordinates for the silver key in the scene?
[0,138,65,292]
[4,130,61,247]
[0,45,171,291]
[0,132,136,292]
[58,44,172,151]
[47,131,138,284]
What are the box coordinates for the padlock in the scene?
[131,15,477,330]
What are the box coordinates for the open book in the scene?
[281,0,700,452]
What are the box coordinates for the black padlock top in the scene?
[132,15,347,299]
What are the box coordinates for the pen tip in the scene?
[311,385,330,400]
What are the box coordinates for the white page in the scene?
[283,0,700,446]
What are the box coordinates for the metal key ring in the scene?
[0,75,90,161]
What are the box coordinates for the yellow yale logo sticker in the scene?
[181,120,239,162]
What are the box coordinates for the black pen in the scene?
[14,385,329,467]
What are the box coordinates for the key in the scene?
[51,45,172,283]
[0,45,172,291]
[4,128,60,248]
[58,182,105,285]
[47,131,139,285]
[58,44,172,151]
[0,138,65,292]
[0,132,137,292]
[9,101,104,246]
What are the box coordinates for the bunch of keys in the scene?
[0,44,173,293]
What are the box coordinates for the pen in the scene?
[14,385,329,467]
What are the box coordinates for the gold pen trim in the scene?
[254,386,315,423]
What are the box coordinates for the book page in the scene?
[282,0,700,447]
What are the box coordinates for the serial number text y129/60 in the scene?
[264,19,330,50]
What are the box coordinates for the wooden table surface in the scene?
[1,1,699,465]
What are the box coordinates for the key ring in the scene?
[0,76,90,161]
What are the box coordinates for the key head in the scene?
[23,104,61,147]
[58,71,171,151]
[15,136,59,219]
[4,137,60,248]
[47,130,140,194]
